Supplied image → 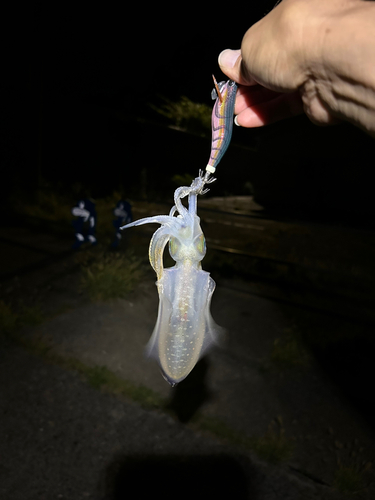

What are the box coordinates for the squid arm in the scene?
[122,214,182,279]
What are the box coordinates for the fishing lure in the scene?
[121,172,223,386]
[206,77,238,175]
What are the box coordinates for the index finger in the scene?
[235,85,283,115]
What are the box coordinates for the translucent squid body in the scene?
[121,171,223,386]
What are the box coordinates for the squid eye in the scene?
[169,237,181,259]
[195,234,206,256]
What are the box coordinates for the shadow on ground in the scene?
[166,357,211,423]
[312,336,375,432]
[102,454,251,500]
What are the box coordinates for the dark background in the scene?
[2,7,375,496]
[2,2,375,225]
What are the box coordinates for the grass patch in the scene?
[0,300,45,334]
[333,463,367,493]
[19,304,45,327]
[270,327,310,369]
[0,300,18,333]
[259,326,310,373]
[79,249,146,301]
[10,187,73,224]
[7,329,166,411]
[171,173,195,188]
[251,418,293,464]
[82,364,164,409]
[196,414,293,464]
[150,96,211,135]
[197,415,251,449]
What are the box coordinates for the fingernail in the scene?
[219,49,241,69]
[234,116,240,127]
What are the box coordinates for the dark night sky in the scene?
[2,2,375,223]
[34,4,267,97]
[15,3,271,100]
[2,3,272,194]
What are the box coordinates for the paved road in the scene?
[1,203,375,498]
[1,342,255,500]
[1,266,375,497]
[1,288,350,500]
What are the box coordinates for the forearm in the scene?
[301,0,375,135]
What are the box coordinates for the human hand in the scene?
[218,0,355,128]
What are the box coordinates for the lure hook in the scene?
[212,74,223,103]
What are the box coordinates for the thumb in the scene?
[218,49,256,85]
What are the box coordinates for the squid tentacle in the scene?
[174,186,191,217]
[121,215,176,230]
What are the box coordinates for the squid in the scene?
[121,172,223,386]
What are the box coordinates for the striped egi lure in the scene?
[121,172,223,386]
[206,77,237,175]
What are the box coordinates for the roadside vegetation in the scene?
[150,96,211,136]
[77,249,146,302]
[333,460,372,494]
[268,326,311,370]
[0,300,44,335]
[9,184,130,242]
[197,414,293,464]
